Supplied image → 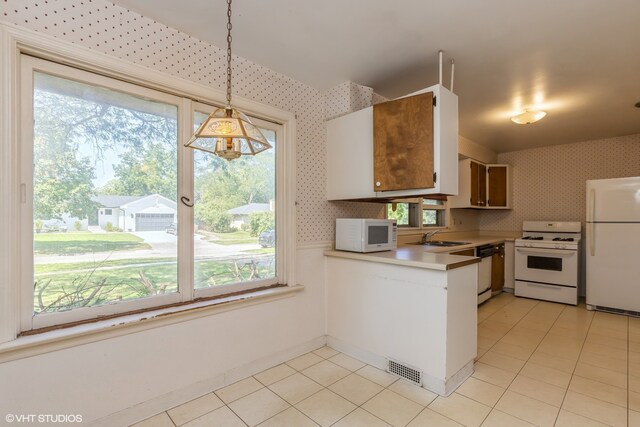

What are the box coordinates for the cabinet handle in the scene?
[375,181,381,187]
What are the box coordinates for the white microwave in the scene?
[335,218,397,253]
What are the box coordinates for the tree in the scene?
[194,152,275,231]
[32,81,179,220]
[34,150,97,220]
[249,212,275,237]
[100,142,177,200]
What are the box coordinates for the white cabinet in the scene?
[326,84,458,200]
[449,159,512,209]
[326,256,477,395]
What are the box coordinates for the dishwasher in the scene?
[476,244,494,304]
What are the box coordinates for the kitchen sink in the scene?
[416,241,471,247]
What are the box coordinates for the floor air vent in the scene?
[387,358,422,386]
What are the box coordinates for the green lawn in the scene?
[35,257,176,274]
[34,232,151,255]
[33,256,275,313]
[200,230,258,246]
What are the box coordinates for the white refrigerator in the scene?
[586,176,640,312]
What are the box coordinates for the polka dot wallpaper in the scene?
[1,0,384,244]
[478,133,640,232]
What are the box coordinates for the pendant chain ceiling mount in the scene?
[185,0,272,161]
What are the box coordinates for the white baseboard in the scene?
[326,336,387,370]
[326,335,474,397]
[90,335,327,427]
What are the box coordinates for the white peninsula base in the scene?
[325,249,478,396]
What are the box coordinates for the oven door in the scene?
[515,246,578,287]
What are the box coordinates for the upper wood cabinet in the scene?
[373,92,434,192]
[487,165,509,207]
[449,158,512,209]
[326,84,458,200]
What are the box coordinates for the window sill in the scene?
[0,284,304,364]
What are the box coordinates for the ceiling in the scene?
[111,0,640,153]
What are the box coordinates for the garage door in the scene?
[135,213,175,231]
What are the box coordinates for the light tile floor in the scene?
[133,293,640,426]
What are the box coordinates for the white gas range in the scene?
[514,221,581,305]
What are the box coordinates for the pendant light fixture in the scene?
[185,0,272,160]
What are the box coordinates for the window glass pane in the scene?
[387,203,409,226]
[423,199,444,206]
[423,209,438,226]
[193,111,276,289]
[32,72,178,314]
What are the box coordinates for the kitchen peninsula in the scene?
[324,247,479,395]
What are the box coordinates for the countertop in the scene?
[325,233,517,271]
[324,247,480,271]
[413,235,515,254]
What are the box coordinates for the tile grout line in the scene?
[550,306,595,426]
[468,295,542,426]
[478,299,606,426]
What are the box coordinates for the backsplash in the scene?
[479,133,640,231]
[2,0,381,244]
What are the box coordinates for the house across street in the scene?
[92,194,177,232]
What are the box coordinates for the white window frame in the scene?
[190,102,285,298]
[0,24,296,340]
[20,56,186,330]
[421,199,447,228]
[386,197,449,233]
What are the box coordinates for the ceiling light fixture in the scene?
[185,0,272,161]
[511,110,547,125]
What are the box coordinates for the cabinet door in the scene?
[478,163,487,206]
[470,161,480,206]
[491,244,505,293]
[373,92,434,191]
[451,249,475,257]
[487,165,507,207]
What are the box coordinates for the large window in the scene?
[19,56,288,331]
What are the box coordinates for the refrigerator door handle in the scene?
[588,189,596,222]
[590,223,595,256]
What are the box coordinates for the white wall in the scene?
[0,246,327,425]
[479,133,640,231]
[98,208,122,230]
[0,0,381,423]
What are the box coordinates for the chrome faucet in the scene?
[421,229,441,244]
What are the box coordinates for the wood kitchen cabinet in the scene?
[326,83,458,200]
[487,165,510,208]
[449,159,512,209]
[491,243,505,294]
[373,92,434,191]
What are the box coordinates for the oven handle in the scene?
[516,247,576,257]
[526,282,562,290]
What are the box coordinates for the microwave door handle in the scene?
[516,248,575,257]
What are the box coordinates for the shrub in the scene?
[74,220,82,231]
[35,219,43,233]
[249,211,275,237]
[104,221,114,232]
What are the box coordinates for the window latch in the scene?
[180,196,194,208]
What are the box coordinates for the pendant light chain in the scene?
[225,0,233,109]
[184,0,272,160]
